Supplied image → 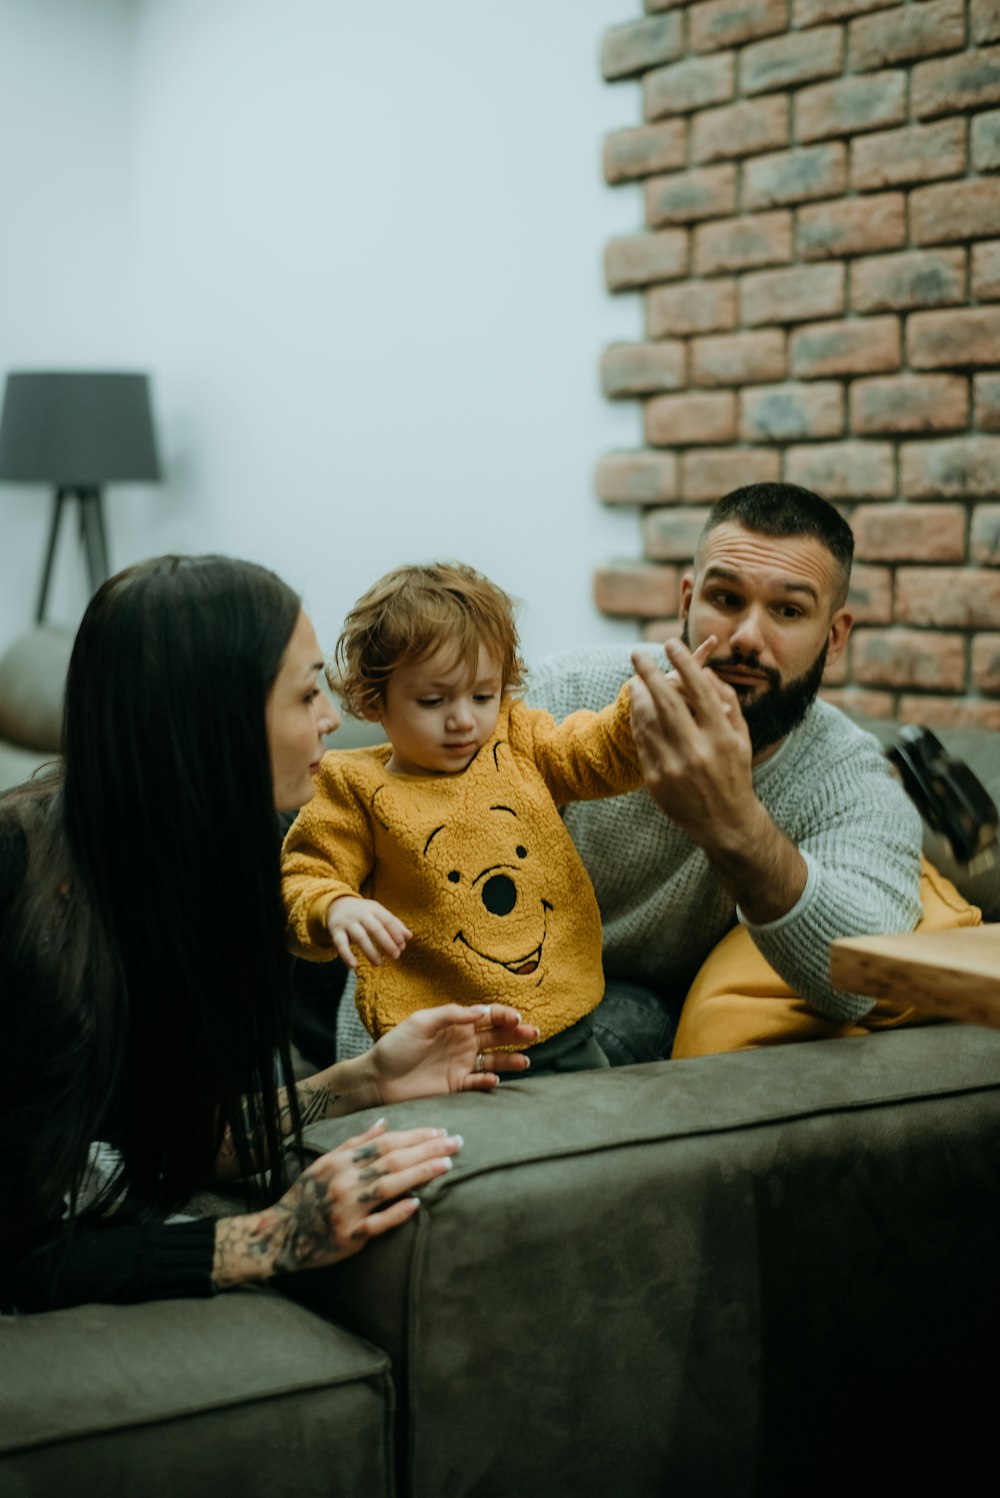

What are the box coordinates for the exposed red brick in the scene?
[642,506,711,559]
[898,695,1000,730]
[739,381,844,440]
[645,165,737,226]
[680,446,781,502]
[848,0,965,73]
[971,504,1000,564]
[602,13,684,80]
[691,96,789,164]
[789,317,900,378]
[895,567,1000,627]
[647,279,738,336]
[605,230,690,292]
[640,617,684,645]
[971,241,1000,299]
[971,634,1000,693]
[690,328,787,386]
[690,0,788,55]
[973,375,1000,433]
[971,109,1000,172]
[821,686,896,717]
[972,0,1000,44]
[596,452,679,505]
[908,307,1000,369]
[796,71,906,143]
[646,391,738,446]
[693,211,793,274]
[846,564,894,623]
[850,248,966,314]
[741,263,844,326]
[853,629,965,691]
[645,53,736,120]
[743,143,846,210]
[849,120,966,191]
[901,437,1000,499]
[602,342,687,398]
[912,46,1000,119]
[850,375,969,435]
[910,180,1000,245]
[796,193,905,260]
[740,26,843,95]
[785,441,896,499]
[852,503,967,561]
[594,563,680,618]
[604,121,687,185]
[793,0,898,24]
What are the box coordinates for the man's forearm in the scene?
[702,800,808,925]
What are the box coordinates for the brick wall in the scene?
[596,0,1000,728]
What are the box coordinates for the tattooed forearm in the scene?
[214,1081,345,1179]
[285,1082,343,1131]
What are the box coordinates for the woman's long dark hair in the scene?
[2,555,303,1235]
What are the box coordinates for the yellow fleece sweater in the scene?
[281,685,640,1041]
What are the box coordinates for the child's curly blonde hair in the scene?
[330,562,526,719]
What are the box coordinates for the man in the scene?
[527,482,924,1064]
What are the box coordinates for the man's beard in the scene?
[680,621,828,755]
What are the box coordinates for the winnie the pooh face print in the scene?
[425,803,552,983]
[363,740,605,1034]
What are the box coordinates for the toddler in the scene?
[281,562,645,1072]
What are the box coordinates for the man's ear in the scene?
[826,607,853,665]
[679,571,694,621]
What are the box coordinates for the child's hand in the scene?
[327,897,412,968]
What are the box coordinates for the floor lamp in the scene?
[0,372,161,622]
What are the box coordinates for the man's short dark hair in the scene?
[698,482,854,606]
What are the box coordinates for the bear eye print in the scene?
[516,846,527,859]
[448,870,461,883]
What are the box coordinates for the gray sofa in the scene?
[2,624,999,1496]
[4,1025,1000,1496]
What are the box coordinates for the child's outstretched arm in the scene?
[326,897,411,969]
[513,636,717,805]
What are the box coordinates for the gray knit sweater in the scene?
[526,644,923,1024]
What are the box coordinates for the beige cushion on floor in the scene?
[0,625,74,751]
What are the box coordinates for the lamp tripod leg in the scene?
[36,488,68,625]
[80,488,110,596]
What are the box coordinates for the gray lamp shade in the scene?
[0,372,161,487]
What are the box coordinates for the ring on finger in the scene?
[474,1051,486,1073]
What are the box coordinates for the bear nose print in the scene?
[482,873,517,917]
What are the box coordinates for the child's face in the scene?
[371,642,504,777]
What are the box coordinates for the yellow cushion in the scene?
[672,859,981,1059]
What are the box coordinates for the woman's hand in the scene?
[211,1119,461,1287]
[369,1003,539,1103]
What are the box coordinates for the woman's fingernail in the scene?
[373,1117,387,1129]
[448,1134,464,1149]
[437,1157,453,1172]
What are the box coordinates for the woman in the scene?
[0,555,533,1311]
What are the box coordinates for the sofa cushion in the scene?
[0,626,73,751]
[854,715,1000,920]
[298,1026,1000,1496]
[0,1288,395,1497]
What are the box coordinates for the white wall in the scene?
[2,0,645,665]
[0,0,137,641]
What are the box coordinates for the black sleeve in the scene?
[0,1216,218,1313]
